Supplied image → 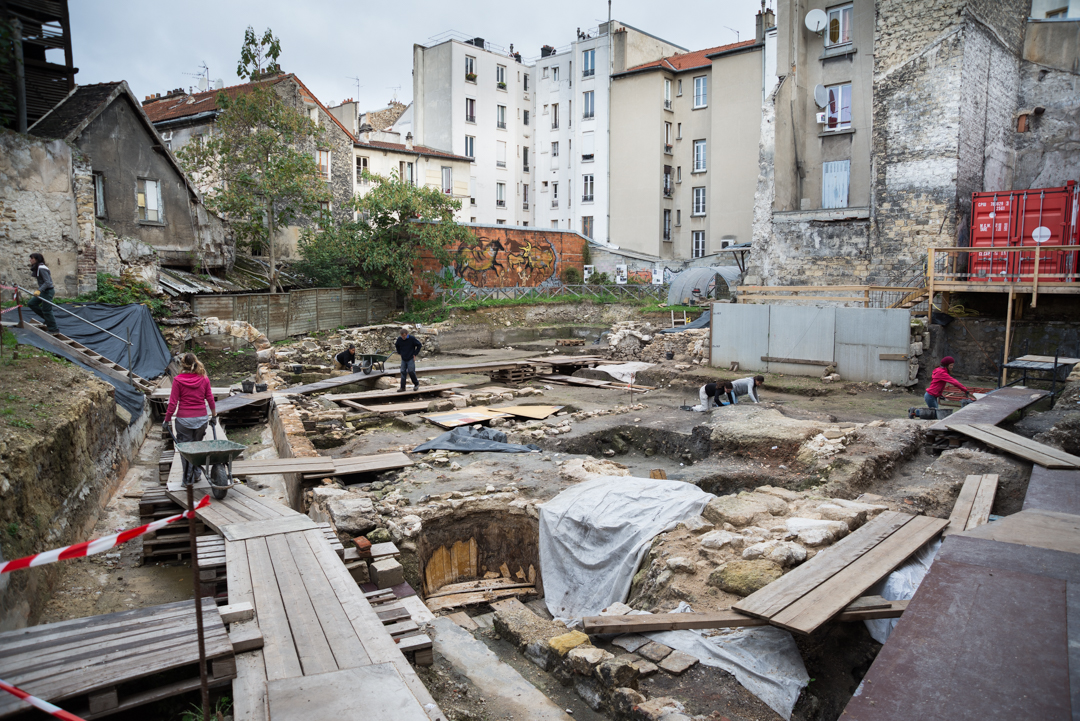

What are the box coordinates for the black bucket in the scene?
[290,364,303,373]
[255,383,268,393]
[665,351,675,360]
[241,380,255,394]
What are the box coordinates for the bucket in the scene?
[290,364,303,373]
[255,383,268,393]
[241,380,255,394]
[665,352,675,360]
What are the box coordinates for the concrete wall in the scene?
[610,22,688,73]
[0,130,95,296]
[610,70,666,256]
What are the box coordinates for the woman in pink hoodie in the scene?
[164,353,218,487]
[924,356,972,412]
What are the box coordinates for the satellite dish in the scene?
[805,8,827,33]
[198,77,208,91]
[214,79,224,90]
[814,84,828,108]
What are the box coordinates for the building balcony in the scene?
[523,164,530,172]
[497,82,507,90]
[581,153,594,162]
[496,199,506,208]
[663,188,673,198]
[551,199,559,208]
[497,161,506,167]
[583,112,594,120]
[466,114,476,123]
[583,68,595,77]
[522,202,530,210]
[582,194,594,202]
[497,121,506,129]
[664,143,673,154]
[663,231,671,240]
[664,99,672,110]
[551,122,559,130]
[466,73,477,83]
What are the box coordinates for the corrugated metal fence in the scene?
[192,288,398,341]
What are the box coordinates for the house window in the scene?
[665,122,672,146]
[664,79,672,109]
[663,165,673,196]
[582,174,594,202]
[552,141,559,157]
[676,209,682,226]
[136,178,161,223]
[826,83,852,130]
[692,187,706,215]
[677,123,682,139]
[497,104,507,129]
[542,66,549,79]
[663,209,672,240]
[677,79,683,96]
[496,140,507,167]
[693,76,707,108]
[826,4,853,47]
[404,161,414,185]
[442,167,452,194]
[524,110,530,126]
[677,166,682,183]
[523,146,530,172]
[583,91,595,119]
[580,215,593,238]
[356,156,369,184]
[693,140,706,172]
[692,231,705,258]
[551,220,559,229]
[552,65,560,82]
[523,184,530,209]
[93,172,106,218]
[465,135,475,159]
[466,97,476,123]
[497,65,507,88]
[317,149,331,180]
[465,55,476,81]
[496,182,506,207]
[551,103,559,129]
[524,73,530,91]
[318,200,331,218]
[552,181,559,208]
[582,49,596,77]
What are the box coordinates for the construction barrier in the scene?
[0,678,84,721]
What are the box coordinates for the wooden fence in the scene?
[738,285,931,313]
[192,288,398,341]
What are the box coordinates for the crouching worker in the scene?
[334,343,356,370]
[694,381,736,411]
[164,353,218,487]
[732,375,765,403]
[914,355,972,418]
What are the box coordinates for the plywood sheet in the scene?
[420,409,511,429]
[489,405,564,420]
[266,665,430,721]
[1023,467,1080,516]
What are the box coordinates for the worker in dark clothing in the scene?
[696,381,736,410]
[334,344,356,370]
[27,253,58,333]
[395,328,422,392]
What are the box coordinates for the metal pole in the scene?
[126,328,132,380]
[187,483,211,719]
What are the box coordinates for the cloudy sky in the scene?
[70,0,769,112]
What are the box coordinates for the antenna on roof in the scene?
[183,62,212,92]
[346,76,363,101]
[723,26,740,42]
[388,85,401,102]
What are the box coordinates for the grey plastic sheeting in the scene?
[667,266,742,306]
[658,309,711,334]
[412,426,540,453]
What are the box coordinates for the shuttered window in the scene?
[822,160,851,209]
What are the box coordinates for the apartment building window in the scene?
[523,184,530,209]
[692,187,706,216]
[552,103,559,129]
[582,49,595,77]
[583,91,595,119]
[664,122,673,153]
[496,140,507,167]
[497,65,507,89]
[582,174,594,202]
[524,73,530,91]
[93,172,106,218]
[677,122,682,139]
[356,156,369,185]
[826,83,852,131]
[497,104,507,129]
[664,79,672,110]
[551,220,558,228]
[316,149,331,180]
[551,141,559,157]
[663,209,672,240]
[470,176,477,205]
[523,109,530,126]
[136,178,161,223]
[552,182,559,208]
[523,147,530,172]
[441,167,452,194]
[465,135,475,159]
[692,231,705,258]
[496,182,506,207]
[693,140,706,172]
[677,166,682,183]
[465,98,476,123]
[581,131,594,162]
[582,216,593,238]
[404,161,414,185]
[552,65,560,81]
[663,165,673,197]
[542,66,549,79]
[693,76,707,108]
[465,55,477,82]
[676,209,681,226]
[677,79,683,96]
[826,4,853,47]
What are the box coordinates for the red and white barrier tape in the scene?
[0,496,209,574]
[0,678,85,721]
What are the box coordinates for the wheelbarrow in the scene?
[174,424,247,500]
[353,352,391,375]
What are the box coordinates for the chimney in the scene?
[756,1,775,42]
[405,132,414,151]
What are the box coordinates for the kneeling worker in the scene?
[923,356,972,413]
[696,381,736,411]
[731,375,765,403]
[334,344,356,370]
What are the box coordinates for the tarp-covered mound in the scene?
[413,426,541,453]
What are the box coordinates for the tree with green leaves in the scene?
[296,170,474,295]
[176,27,329,292]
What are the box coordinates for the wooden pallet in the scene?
[488,367,537,385]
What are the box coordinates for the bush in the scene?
[588,271,612,286]
[66,273,168,318]
[560,266,582,284]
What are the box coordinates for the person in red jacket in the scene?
[164,353,218,487]
[924,356,972,413]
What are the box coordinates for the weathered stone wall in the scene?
[1013,60,1080,190]
[927,315,1080,380]
[364,101,408,132]
[269,396,321,510]
[0,130,96,296]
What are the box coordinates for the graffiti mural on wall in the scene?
[455,235,559,288]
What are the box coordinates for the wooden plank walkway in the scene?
[282,361,535,395]
[732,511,948,634]
[928,386,1049,432]
[0,600,234,719]
[942,474,998,536]
[325,383,465,402]
[950,423,1080,468]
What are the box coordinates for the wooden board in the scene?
[525,355,607,365]
[957,508,1080,556]
[424,587,536,614]
[950,423,1080,468]
[327,452,414,476]
[326,383,465,402]
[966,474,999,531]
[928,387,1050,432]
[487,405,564,420]
[760,356,833,366]
[222,515,317,542]
[357,400,438,413]
[1014,354,1080,365]
[283,361,535,395]
[216,392,273,415]
[233,458,337,476]
[420,409,511,429]
[944,474,995,536]
[267,664,431,721]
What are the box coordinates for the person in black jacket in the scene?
[27,253,58,333]
[334,344,356,370]
[395,328,422,392]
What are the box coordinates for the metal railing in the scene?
[434,283,667,304]
[14,284,136,377]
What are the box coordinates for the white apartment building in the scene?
[533,23,685,242]
[413,36,534,226]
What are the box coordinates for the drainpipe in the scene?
[605,0,612,243]
[12,18,27,133]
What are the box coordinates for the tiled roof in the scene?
[28,82,122,140]
[142,76,288,123]
[356,139,471,162]
[619,39,759,75]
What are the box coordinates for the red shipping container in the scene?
[969,182,1079,284]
